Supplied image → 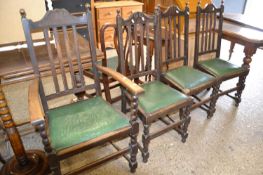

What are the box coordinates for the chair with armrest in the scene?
[159,4,220,119]
[193,1,248,106]
[116,9,193,163]
[21,7,144,174]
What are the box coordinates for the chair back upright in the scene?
[194,1,224,66]
[158,4,190,72]
[20,8,101,112]
[116,10,160,82]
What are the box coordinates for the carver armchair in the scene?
[159,4,220,118]
[193,1,249,106]
[21,7,143,174]
[116,9,193,163]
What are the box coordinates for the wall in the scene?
[0,0,46,45]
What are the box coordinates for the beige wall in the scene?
[0,0,46,45]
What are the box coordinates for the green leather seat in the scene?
[199,58,247,78]
[48,96,129,151]
[138,81,189,114]
[164,66,215,94]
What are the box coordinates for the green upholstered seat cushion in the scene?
[48,96,129,151]
[199,58,246,77]
[138,81,189,114]
[164,66,215,94]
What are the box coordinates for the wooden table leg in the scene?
[228,41,235,60]
[0,85,49,175]
[242,46,257,69]
[234,45,257,106]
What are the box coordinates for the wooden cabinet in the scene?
[51,0,91,40]
[94,1,143,48]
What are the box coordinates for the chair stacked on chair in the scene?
[21,7,144,175]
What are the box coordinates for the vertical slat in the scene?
[173,15,177,59]
[117,13,126,77]
[204,12,209,52]
[201,13,205,52]
[52,27,68,90]
[212,11,217,50]
[43,28,60,93]
[72,25,85,86]
[208,11,213,51]
[168,16,173,61]
[154,11,161,80]
[184,7,189,66]
[178,15,181,58]
[145,22,151,72]
[86,10,101,95]
[216,6,224,58]
[127,25,133,75]
[139,23,144,71]
[164,18,168,63]
[133,23,139,73]
[62,26,77,89]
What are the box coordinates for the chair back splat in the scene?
[159,5,190,71]
[194,1,224,66]
[20,8,101,111]
[116,9,159,82]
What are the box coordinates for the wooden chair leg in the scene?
[129,95,138,173]
[228,41,236,60]
[179,105,191,143]
[207,83,220,119]
[235,73,248,107]
[142,123,150,163]
[48,153,61,175]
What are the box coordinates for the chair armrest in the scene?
[28,78,45,126]
[96,65,144,96]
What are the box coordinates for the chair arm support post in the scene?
[28,78,45,126]
[96,65,144,96]
[129,95,139,171]
[28,79,52,153]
